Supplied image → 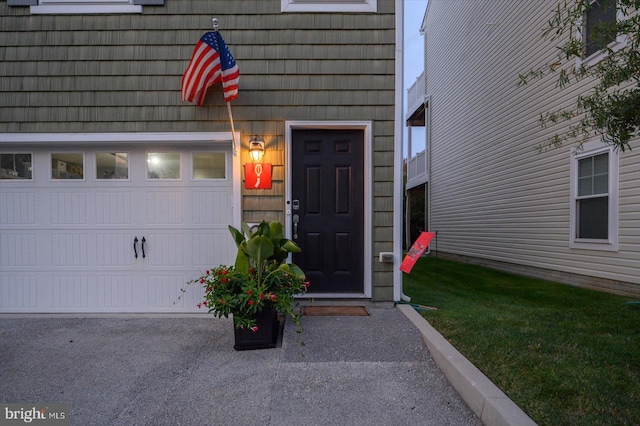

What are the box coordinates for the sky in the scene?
[403,0,428,157]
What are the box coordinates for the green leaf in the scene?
[228,225,245,248]
[245,235,274,266]
[281,239,301,253]
[234,246,250,273]
[269,221,284,240]
[280,263,305,279]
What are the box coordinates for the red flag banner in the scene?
[181,31,239,105]
[400,232,436,274]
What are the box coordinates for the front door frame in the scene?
[285,121,372,299]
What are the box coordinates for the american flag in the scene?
[181,31,239,105]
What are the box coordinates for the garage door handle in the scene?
[133,237,139,259]
[141,237,146,259]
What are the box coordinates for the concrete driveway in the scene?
[0,307,481,425]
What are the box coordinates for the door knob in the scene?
[292,214,299,239]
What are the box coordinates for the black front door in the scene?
[291,129,364,293]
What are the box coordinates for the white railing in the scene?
[406,149,428,189]
[406,70,425,121]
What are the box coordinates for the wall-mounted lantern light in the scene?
[244,136,271,189]
[248,137,265,162]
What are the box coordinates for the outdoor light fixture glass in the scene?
[249,137,265,162]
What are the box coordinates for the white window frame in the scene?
[31,0,142,14]
[284,120,373,299]
[95,151,130,181]
[569,140,619,251]
[0,152,34,181]
[190,150,229,182]
[50,151,86,181]
[281,0,376,13]
[576,0,628,69]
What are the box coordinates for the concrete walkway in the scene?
[0,307,481,425]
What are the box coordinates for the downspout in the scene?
[394,0,408,302]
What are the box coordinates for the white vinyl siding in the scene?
[425,0,640,291]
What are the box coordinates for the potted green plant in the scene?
[187,221,309,350]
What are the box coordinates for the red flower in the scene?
[250,326,259,332]
[205,270,210,275]
[199,278,205,284]
[247,290,253,296]
[269,293,277,302]
[248,300,254,306]
[202,301,208,306]
[259,293,264,300]
[303,281,310,288]
[196,303,202,309]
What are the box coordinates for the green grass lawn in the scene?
[402,256,640,426]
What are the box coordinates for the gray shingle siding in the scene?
[0,0,396,301]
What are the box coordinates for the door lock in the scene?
[292,214,299,239]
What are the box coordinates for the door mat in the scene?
[301,306,369,316]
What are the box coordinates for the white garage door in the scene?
[0,141,238,313]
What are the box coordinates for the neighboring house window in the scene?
[584,0,617,56]
[570,140,619,251]
[281,0,377,13]
[7,0,164,14]
[578,0,627,67]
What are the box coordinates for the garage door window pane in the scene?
[193,152,226,179]
[147,153,180,179]
[52,153,84,179]
[96,152,129,180]
[1,153,32,180]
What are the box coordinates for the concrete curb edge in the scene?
[397,303,537,426]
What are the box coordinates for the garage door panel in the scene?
[192,190,231,225]
[147,274,188,309]
[0,192,36,225]
[0,233,37,267]
[51,275,89,309]
[96,191,132,225]
[0,274,38,309]
[96,234,134,266]
[145,233,184,266]
[51,234,89,266]
[97,275,134,309]
[51,192,87,225]
[147,191,184,225]
[192,231,236,267]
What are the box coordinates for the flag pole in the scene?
[212,17,239,156]
[227,101,239,156]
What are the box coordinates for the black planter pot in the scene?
[233,307,279,351]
